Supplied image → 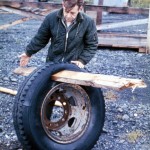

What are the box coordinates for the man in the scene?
[20,0,98,68]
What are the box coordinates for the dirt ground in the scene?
[0,10,150,150]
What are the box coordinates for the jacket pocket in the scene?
[52,38,64,55]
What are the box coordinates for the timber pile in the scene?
[98,33,147,52]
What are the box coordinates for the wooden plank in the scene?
[51,70,146,90]
[0,17,31,30]
[0,10,12,14]
[0,1,149,15]
[0,6,44,20]
[13,67,146,90]
[98,32,147,38]
[139,48,146,53]
[0,1,61,10]
[102,6,149,15]
[0,86,62,106]
[97,18,148,30]
[13,67,37,76]
[98,38,146,48]
[0,87,17,95]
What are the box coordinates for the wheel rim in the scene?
[41,83,91,144]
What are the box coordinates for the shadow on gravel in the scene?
[0,141,22,150]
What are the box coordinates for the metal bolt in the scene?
[63,102,66,106]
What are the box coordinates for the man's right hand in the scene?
[19,53,30,67]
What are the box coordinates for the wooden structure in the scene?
[97,0,103,25]
[146,7,150,54]
[0,1,149,15]
[0,1,149,53]
[98,33,147,52]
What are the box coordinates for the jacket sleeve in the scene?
[78,19,98,64]
[25,16,51,56]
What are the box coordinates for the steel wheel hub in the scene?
[41,83,91,144]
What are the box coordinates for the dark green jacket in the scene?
[26,8,98,65]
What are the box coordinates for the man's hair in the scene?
[63,0,84,11]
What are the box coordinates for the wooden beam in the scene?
[0,10,12,14]
[51,70,146,90]
[0,1,149,15]
[85,5,149,15]
[0,6,44,19]
[98,34,147,52]
[96,0,103,25]
[98,32,147,38]
[97,32,147,52]
[146,7,150,54]
[0,1,61,10]
[13,67,37,76]
[97,18,148,30]
[13,67,146,90]
[128,0,131,7]
[0,17,31,30]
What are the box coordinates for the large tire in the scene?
[13,62,105,150]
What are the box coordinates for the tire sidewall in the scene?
[16,63,105,150]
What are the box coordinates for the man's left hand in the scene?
[71,61,84,68]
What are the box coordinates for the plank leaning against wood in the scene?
[12,67,146,91]
[0,67,146,97]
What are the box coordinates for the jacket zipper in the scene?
[61,20,76,62]
[62,31,68,62]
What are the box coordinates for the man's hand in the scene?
[71,60,84,68]
[19,53,30,67]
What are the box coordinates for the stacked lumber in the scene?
[98,32,147,53]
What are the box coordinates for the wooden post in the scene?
[96,0,103,25]
[128,0,131,7]
[146,6,150,54]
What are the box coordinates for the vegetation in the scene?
[131,0,150,8]
[126,130,143,143]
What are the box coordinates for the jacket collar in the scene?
[57,8,84,22]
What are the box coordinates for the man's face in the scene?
[62,3,82,23]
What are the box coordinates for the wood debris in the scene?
[0,86,62,107]
[0,17,31,30]
[13,67,37,76]
[0,86,17,95]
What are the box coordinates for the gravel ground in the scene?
[0,11,150,150]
